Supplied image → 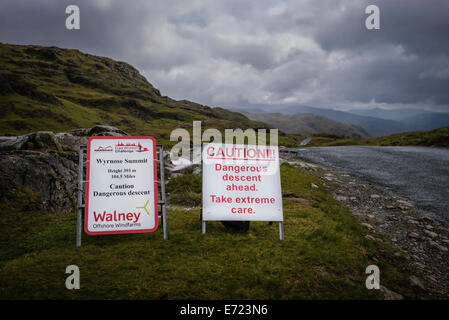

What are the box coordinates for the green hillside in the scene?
[305,126,449,148]
[0,43,300,147]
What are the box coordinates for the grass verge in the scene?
[0,164,416,299]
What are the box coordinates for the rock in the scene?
[365,235,376,241]
[425,275,438,283]
[169,157,200,175]
[413,262,425,270]
[55,132,89,151]
[334,195,347,201]
[300,137,312,146]
[288,160,318,170]
[361,223,374,230]
[424,230,438,239]
[350,196,357,201]
[68,128,90,136]
[380,286,404,300]
[397,199,414,210]
[370,194,380,199]
[32,131,63,151]
[429,241,448,252]
[0,125,129,213]
[193,166,202,175]
[311,183,319,190]
[0,131,63,152]
[420,216,434,224]
[87,125,127,136]
[0,150,78,212]
[408,232,420,239]
[409,275,425,290]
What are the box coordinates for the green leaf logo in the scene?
[136,200,150,216]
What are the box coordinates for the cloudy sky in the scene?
[1,0,448,112]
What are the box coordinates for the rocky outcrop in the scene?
[0,150,78,212]
[0,126,128,213]
[0,131,63,152]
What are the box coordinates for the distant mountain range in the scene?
[243,112,369,138]
[231,105,449,137]
[348,108,449,132]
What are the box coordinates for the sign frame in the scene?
[85,136,158,235]
[76,137,167,246]
[200,143,284,240]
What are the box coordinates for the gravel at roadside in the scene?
[280,150,449,299]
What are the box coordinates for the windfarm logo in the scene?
[136,200,151,216]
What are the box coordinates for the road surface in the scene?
[293,146,449,226]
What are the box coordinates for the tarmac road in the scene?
[294,146,449,226]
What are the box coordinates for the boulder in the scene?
[55,126,127,151]
[0,125,128,213]
[0,150,78,212]
[424,230,438,239]
[409,275,425,290]
[380,286,404,300]
[397,199,414,210]
[87,125,127,136]
[0,131,62,152]
[55,132,88,151]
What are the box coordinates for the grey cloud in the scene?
[0,0,448,111]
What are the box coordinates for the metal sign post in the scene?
[279,222,284,241]
[76,144,167,247]
[157,144,168,240]
[201,143,206,235]
[76,146,86,247]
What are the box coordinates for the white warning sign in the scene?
[85,136,158,235]
[202,143,283,221]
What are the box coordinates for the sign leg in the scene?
[76,146,84,247]
[159,145,168,240]
[76,208,82,247]
[279,222,284,241]
[202,221,206,234]
[162,203,168,240]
